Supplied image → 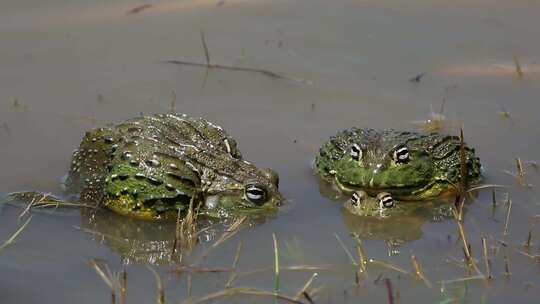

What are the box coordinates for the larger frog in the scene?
[24,113,283,220]
[315,128,482,201]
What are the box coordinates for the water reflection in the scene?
[318,178,458,244]
[79,208,270,265]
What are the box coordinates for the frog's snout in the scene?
[261,168,280,189]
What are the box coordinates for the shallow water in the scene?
[1,0,540,303]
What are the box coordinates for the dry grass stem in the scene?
[185,287,304,304]
[411,255,432,288]
[438,275,485,285]
[89,259,119,304]
[385,278,395,304]
[170,266,233,273]
[187,274,192,299]
[120,270,127,304]
[334,233,357,266]
[171,207,182,258]
[355,238,368,274]
[466,184,508,192]
[225,241,243,288]
[294,273,318,301]
[192,216,246,266]
[212,216,246,248]
[179,198,199,250]
[200,31,211,65]
[516,158,525,184]
[504,254,511,277]
[147,265,165,304]
[524,227,533,248]
[369,259,408,275]
[170,90,177,113]
[503,199,512,236]
[481,237,492,280]
[456,220,482,274]
[0,216,32,252]
[273,233,281,301]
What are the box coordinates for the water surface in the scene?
[1,0,540,303]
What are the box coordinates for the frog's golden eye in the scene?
[245,184,268,205]
[393,145,410,165]
[377,192,394,209]
[350,144,364,161]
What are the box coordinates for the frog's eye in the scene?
[377,192,394,209]
[350,144,364,161]
[393,145,410,164]
[351,191,366,207]
[245,184,268,205]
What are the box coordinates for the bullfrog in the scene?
[315,128,482,202]
[13,113,283,220]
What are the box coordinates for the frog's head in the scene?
[316,129,481,200]
[200,165,283,219]
[334,142,440,199]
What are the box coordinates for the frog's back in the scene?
[66,113,243,210]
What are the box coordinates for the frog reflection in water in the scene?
[15,113,283,220]
[316,128,481,243]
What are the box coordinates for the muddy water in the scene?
[1,0,540,303]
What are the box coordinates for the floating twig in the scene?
[409,73,425,83]
[513,56,524,78]
[126,4,153,15]
[163,33,311,85]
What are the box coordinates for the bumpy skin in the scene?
[66,113,282,220]
[315,129,481,200]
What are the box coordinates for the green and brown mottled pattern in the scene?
[66,113,282,220]
[315,128,481,200]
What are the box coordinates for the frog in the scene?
[315,128,482,201]
[11,113,283,220]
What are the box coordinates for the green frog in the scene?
[14,113,283,220]
[315,128,482,203]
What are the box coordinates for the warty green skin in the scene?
[315,128,482,201]
[66,113,282,220]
